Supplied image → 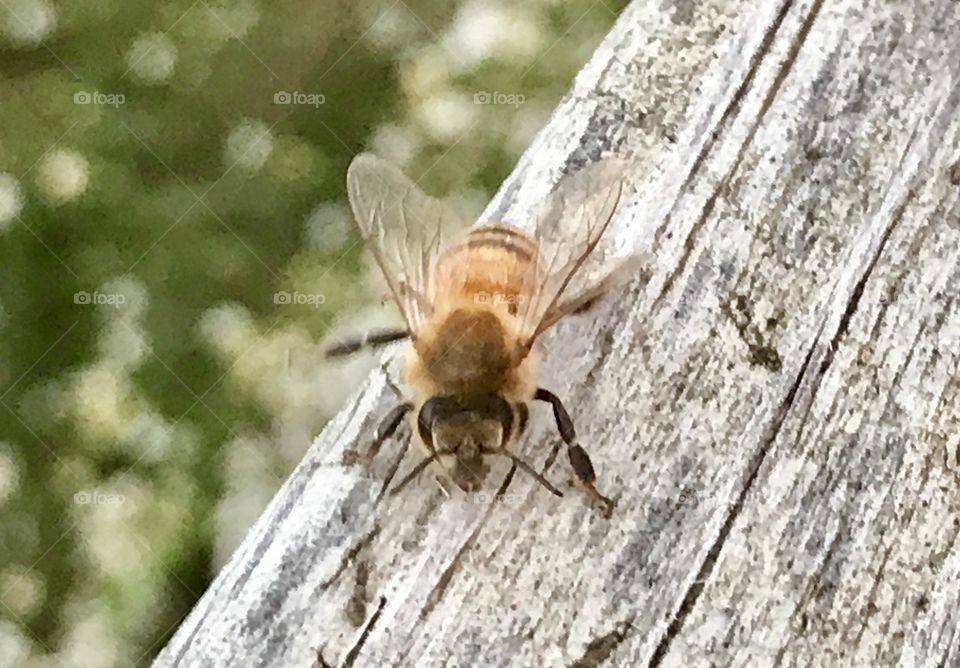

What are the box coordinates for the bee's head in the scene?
[418,394,514,492]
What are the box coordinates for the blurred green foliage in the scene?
[0,0,627,664]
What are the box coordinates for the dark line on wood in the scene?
[375,428,412,506]
[391,467,519,666]
[648,326,820,667]
[851,539,895,648]
[818,187,915,376]
[653,0,796,250]
[339,595,387,668]
[319,527,380,590]
[754,0,826,136]
[417,467,518,622]
[773,523,847,667]
[653,0,825,311]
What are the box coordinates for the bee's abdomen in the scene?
[417,308,513,395]
[463,224,537,261]
[433,223,540,312]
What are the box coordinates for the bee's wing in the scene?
[347,153,465,334]
[515,159,632,348]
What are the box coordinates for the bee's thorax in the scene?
[413,307,516,396]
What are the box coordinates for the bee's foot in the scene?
[581,481,615,518]
[598,495,616,519]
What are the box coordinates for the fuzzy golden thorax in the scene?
[406,304,536,400]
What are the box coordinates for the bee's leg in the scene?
[343,401,412,465]
[496,449,563,497]
[389,451,440,496]
[325,328,409,358]
[534,388,615,517]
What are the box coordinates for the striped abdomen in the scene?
[432,223,541,316]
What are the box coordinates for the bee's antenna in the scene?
[379,360,404,399]
[390,452,439,496]
[500,450,563,498]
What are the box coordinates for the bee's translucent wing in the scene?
[346,154,465,334]
[515,159,631,349]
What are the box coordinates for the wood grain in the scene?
[155,0,960,666]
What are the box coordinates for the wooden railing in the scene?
[155,1,960,665]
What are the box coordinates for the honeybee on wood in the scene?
[328,153,637,516]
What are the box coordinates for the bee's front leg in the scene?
[535,388,615,517]
[343,401,412,465]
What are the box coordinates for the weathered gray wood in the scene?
[155,0,960,666]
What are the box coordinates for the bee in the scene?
[328,153,638,516]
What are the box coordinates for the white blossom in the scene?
[1,0,56,47]
[126,32,177,83]
[223,119,273,175]
[37,149,89,205]
[0,173,23,229]
[305,202,350,253]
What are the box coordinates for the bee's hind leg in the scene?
[325,328,409,358]
[535,388,615,518]
[343,401,412,465]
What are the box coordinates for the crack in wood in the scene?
[373,436,411,506]
[818,187,916,377]
[319,527,380,590]
[652,0,796,251]
[389,468,521,667]
[654,0,826,311]
[648,326,821,667]
[852,541,896,648]
[339,595,387,668]
[774,523,848,666]
[417,467,519,623]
